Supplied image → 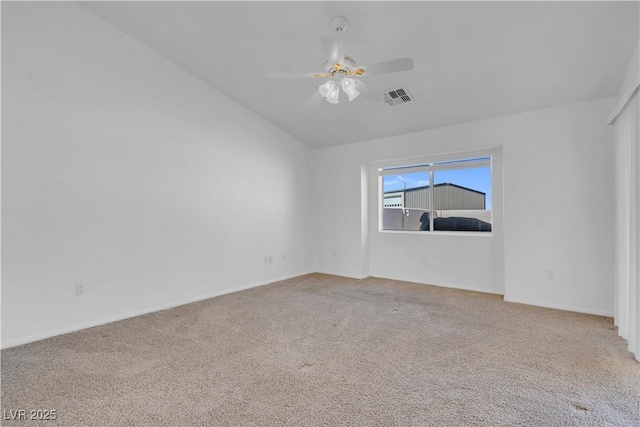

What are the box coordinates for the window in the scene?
[380,156,492,232]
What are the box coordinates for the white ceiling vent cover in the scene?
[383,87,413,106]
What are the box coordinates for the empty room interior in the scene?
[2,1,640,425]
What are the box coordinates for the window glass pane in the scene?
[382,172,430,231]
[380,155,493,233]
[431,166,492,232]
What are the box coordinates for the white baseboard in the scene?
[424,281,503,296]
[370,274,504,296]
[503,296,614,317]
[313,270,369,280]
[1,271,314,350]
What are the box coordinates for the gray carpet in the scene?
[2,274,639,426]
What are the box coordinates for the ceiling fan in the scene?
[268,16,414,104]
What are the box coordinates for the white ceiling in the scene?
[82,1,639,149]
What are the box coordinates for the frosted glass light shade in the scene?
[340,78,359,101]
[326,86,339,104]
[319,80,336,98]
[319,80,340,104]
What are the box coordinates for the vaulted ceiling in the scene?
[82,1,639,149]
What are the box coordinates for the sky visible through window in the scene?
[383,167,492,209]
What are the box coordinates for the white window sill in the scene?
[378,230,493,237]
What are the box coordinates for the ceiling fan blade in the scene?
[268,72,323,78]
[321,36,344,66]
[306,91,325,106]
[356,57,414,76]
[355,79,382,102]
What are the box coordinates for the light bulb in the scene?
[341,78,360,101]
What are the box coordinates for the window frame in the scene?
[377,151,494,236]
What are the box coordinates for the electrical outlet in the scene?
[546,270,556,281]
[75,284,85,295]
[282,254,286,261]
[268,255,273,263]
[332,251,337,258]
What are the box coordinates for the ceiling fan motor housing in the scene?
[323,57,356,74]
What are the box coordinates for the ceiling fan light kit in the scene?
[318,77,360,104]
[269,15,414,105]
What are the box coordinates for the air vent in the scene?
[383,87,413,107]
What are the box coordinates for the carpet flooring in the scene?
[2,274,639,426]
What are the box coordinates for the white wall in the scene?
[1,2,314,347]
[367,149,504,295]
[314,132,504,294]
[314,97,616,315]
